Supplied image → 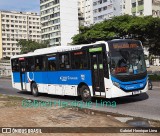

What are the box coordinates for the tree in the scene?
[18,40,49,54]
[1,56,10,60]
[72,15,160,55]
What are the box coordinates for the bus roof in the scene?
[11,39,141,59]
[11,41,107,59]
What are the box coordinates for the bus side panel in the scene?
[26,72,48,93]
[26,70,92,96]
[12,72,22,90]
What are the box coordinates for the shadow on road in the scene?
[92,93,149,105]
[17,91,149,105]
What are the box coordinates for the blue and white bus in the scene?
[11,39,148,102]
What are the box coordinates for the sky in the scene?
[0,0,40,13]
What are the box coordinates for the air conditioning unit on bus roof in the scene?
[95,41,106,44]
[27,52,33,54]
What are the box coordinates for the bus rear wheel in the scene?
[80,85,91,102]
[31,82,39,97]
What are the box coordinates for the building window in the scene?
[132,2,136,7]
[138,0,143,6]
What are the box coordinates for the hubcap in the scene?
[33,87,37,94]
[83,89,90,98]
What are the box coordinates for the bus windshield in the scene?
[109,42,146,76]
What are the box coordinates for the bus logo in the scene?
[81,74,85,80]
[60,76,68,81]
[27,72,34,83]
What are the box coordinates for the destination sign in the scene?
[113,43,139,49]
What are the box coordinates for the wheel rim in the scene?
[83,88,90,98]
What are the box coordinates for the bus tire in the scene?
[31,82,39,97]
[148,80,152,90]
[80,85,91,102]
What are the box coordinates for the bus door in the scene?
[89,49,105,96]
[19,58,26,90]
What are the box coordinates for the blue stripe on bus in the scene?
[13,70,92,86]
[111,76,147,91]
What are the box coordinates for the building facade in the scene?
[131,0,160,17]
[92,0,127,24]
[0,11,41,59]
[78,0,93,26]
[40,0,79,46]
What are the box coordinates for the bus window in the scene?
[71,51,88,69]
[47,55,56,71]
[11,59,19,72]
[26,57,35,71]
[59,53,70,69]
[35,56,45,71]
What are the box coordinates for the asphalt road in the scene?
[0,78,160,121]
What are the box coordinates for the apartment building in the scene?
[78,0,93,26]
[92,0,127,24]
[131,0,160,17]
[40,0,79,46]
[0,11,41,59]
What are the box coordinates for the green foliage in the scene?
[149,74,160,81]
[72,15,160,55]
[18,40,49,54]
[1,56,10,60]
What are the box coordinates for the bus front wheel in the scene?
[31,82,39,97]
[80,85,91,102]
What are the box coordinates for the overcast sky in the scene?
[0,0,40,13]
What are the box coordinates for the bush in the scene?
[148,74,160,81]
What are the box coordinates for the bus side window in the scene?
[11,59,19,72]
[71,51,88,69]
[26,57,35,71]
[35,56,45,71]
[48,58,56,71]
[59,53,70,70]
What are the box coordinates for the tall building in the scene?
[40,0,79,46]
[92,0,126,24]
[131,0,160,17]
[78,0,93,26]
[0,11,41,59]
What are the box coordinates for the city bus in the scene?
[11,39,148,102]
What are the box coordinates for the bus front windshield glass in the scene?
[110,49,146,76]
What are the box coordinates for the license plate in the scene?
[133,90,140,95]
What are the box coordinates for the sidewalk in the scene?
[0,76,11,79]
[152,82,160,87]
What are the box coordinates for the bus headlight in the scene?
[113,82,120,88]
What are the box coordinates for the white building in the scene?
[0,11,41,59]
[92,0,127,24]
[40,0,79,46]
[78,0,93,26]
[130,0,160,17]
